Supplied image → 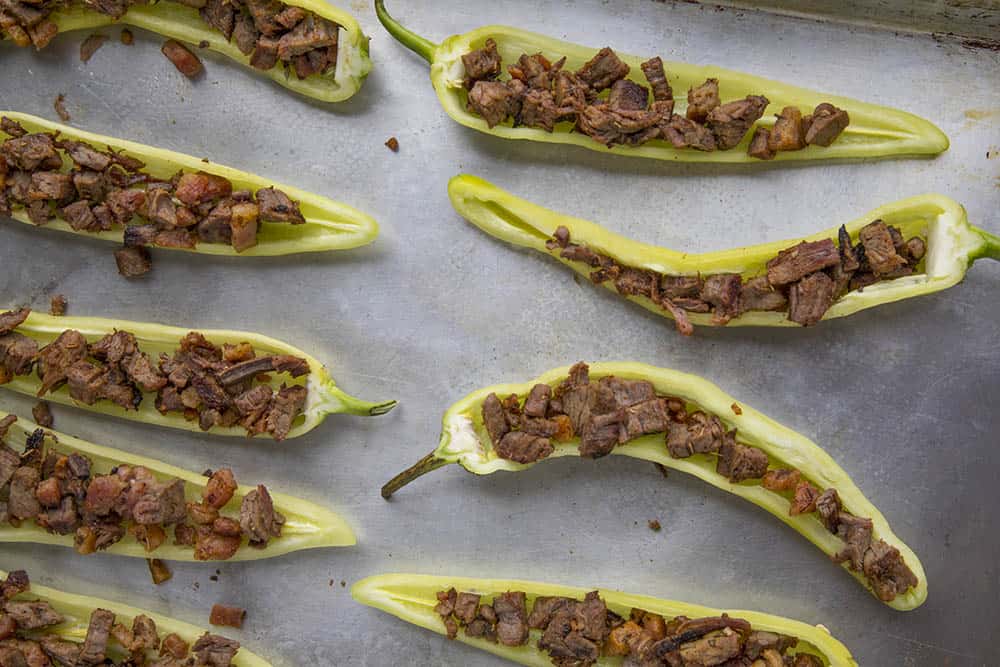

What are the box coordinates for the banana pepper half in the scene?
[0,410,355,557]
[6,0,370,102]
[1,111,379,255]
[0,568,270,665]
[353,573,857,666]
[2,310,396,438]
[449,174,998,329]
[375,1,947,163]
[381,362,926,611]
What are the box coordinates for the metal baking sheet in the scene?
[1,1,998,665]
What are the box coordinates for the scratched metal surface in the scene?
[1,1,998,665]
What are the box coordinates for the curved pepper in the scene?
[3,310,396,438]
[7,1,370,102]
[0,568,270,665]
[1,112,379,255]
[381,362,926,611]
[353,573,857,666]
[375,1,947,163]
[0,410,355,557]
[449,174,999,328]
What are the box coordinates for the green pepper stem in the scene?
[381,452,448,499]
[974,227,1000,262]
[374,0,436,64]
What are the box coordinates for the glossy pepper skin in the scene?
[449,175,999,329]
[4,1,370,102]
[353,574,858,666]
[381,362,926,611]
[0,411,355,557]
[1,568,271,665]
[2,311,396,438]
[375,1,947,163]
[0,112,379,255]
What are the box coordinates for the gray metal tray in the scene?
[1,1,998,665]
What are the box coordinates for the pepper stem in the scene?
[381,452,448,499]
[374,0,437,64]
[974,227,1000,262]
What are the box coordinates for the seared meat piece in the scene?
[527,596,574,629]
[575,47,630,91]
[686,78,720,123]
[482,392,510,445]
[468,80,516,128]
[192,373,230,410]
[662,114,716,151]
[199,0,235,39]
[217,354,307,386]
[838,224,860,272]
[493,592,529,646]
[273,5,306,29]
[28,172,74,202]
[575,590,609,642]
[38,496,79,535]
[203,468,237,509]
[768,106,805,151]
[788,480,820,515]
[191,633,240,667]
[0,309,29,335]
[72,170,105,201]
[658,275,700,299]
[552,71,589,115]
[146,188,177,227]
[678,628,742,665]
[859,220,907,276]
[276,14,338,60]
[700,273,742,323]
[640,56,672,101]
[0,117,27,137]
[67,360,139,409]
[614,267,658,298]
[36,329,90,394]
[60,141,112,171]
[863,539,918,601]
[434,587,456,619]
[496,431,553,463]
[2,134,61,171]
[193,528,241,561]
[747,127,775,160]
[761,468,800,491]
[61,200,98,232]
[508,53,562,90]
[174,172,231,207]
[522,384,551,418]
[788,271,835,326]
[161,40,203,78]
[3,599,63,629]
[706,95,769,150]
[250,36,280,69]
[265,385,306,440]
[0,446,20,489]
[115,246,152,278]
[576,105,660,147]
[161,633,190,659]
[232,12,260,55]
[716,435,768,482]
[579,411,623,458]
[739,275,787,312]
[766,239,840,286]
[256,186,304,224]
[518,89,560,132]
[833,513,873,571]
[559,243,602,266]
[40,636,81,665]
[595,376,655,411]
[209,604,245,629]
[814,488,841,531]
[239,484,284,546]
[744,631,797,659]
[245,0,284,35]
[609,79,649,112]
[133,479,187,525]
[462,38,501,87]
[83,474,125,516]
[106,187,146,225]
[34,476,61,508]
[78,608,114,665]
[805,102,849,146]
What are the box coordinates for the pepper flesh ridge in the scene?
[448,174,995,328]
[2,311,396,439]
[376,1,948,163]
[382,362,926,611]
[0,568,272,665]
[352,574,858,666]
[10,0,371,102]
[0,411,355,558]
[0,111,379,255]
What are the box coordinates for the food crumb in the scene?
[209,575,218,582]
[653,463,669,479]
[80,34,108,62]
[32,402,53,428]
[49,294,67,316]
[384,136,399,152]
[161,39,204,78]
[731,402,742,415]
[340,580,346,588]
[209,603,246,629]
[648,519,661,532]
[199,40,210,48]
[147,558,172,585]
[53,95,71,122]
[328,579,334,587]
[120,28,133,45]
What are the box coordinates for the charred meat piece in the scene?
[609,79,650,112]
[518,88,560,132]
[788,271,835,326]
[250,36,280,70]
[256,186,304,224]
[481,392,510,446]
[805,103,850,146]
[575,47,630,91]
[686,78,720,123]
[462,38,502,87]
[705,95,769,150]
[859,220,907,276]
[200,0,235,39]
[640,56,672,102]
[766,239,840,286]
[174,172,231,207]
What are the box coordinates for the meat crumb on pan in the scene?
[385,136,400,152]
[120,28,133,45]
[53,95,71,122]
[731,403,742,415]
[147,558,173,585]
[114,246,153,278]
[209,604,246,628]
[49,295,67,316]
[80,34,108,62]
[32,401,53,427]
[647,519,661,531]
[162,39,204,78]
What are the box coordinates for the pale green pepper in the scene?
[381,362,926,611]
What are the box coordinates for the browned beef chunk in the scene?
[481,392,509,446]
[0,309,29,336]
[39,636,80,665]
[161,39,203,78]
[761,468,800,492]
[662,114,716,151]
[559,243,602,266]
[700,274,742,323]
[1,571,29,601]
[493,592,528,646]
[747,127,775,160]
[193,528,240,560]
[518,88,560,132]
[59,141,111,171]
[1,118,27,137]
[7,466,40,519]
[28,172,73,202]
[276,14,337,59]
[557,366,597,435]
[66,360,137,409]
[75,520,126,554]
[793,655,825,667]
[576,47,629,91]
[265,385,306,440]
[666,411,722,458]
[105,187,146,225]
[273,5,306,29]
[833,513,873,571]
[25,200,51,225]
[231,12,259,55]
[174,172,231,207]
[441,591,476,627]
[76,608,114,665]
[788,271,835,326]
[863,539,918,601]
[144,187,176,227]
[522,384,551,418]
[767,239,840,286]
[716,435,768,482]
[686,78,720,123]
[160,633,190,659]
[38,496,78,535]
[552,71,589,115]
[739,275,787,312]
[527,596,574,629]
[72,170,105,201]
[609,79,649,112]
[613,267,657,299]
[462,38,501,87]
[768,106,805,151]
[496,431,553,463]
[81,0,130,19]
[191,633,240,667]
[640,56,672,101]
[0,447,19,489]
[256,186,304,223]
[678,628,742,665]
[114,246,152,278]
[60,200,99,232]
[575,590,609,642]
[805,102,849,146]
[579,411,623,458]
[904,237,926,263]
[657,276,699,299]
[468,80,516,128]
[814,488,841,531]
[202,468,237,510]
[434,587,456,619]
[209,604,245,629]
[4,599,63,631]
[859,220,907,276]
[240,484,283,546]
[199,0,235,38]
[244,0,283,35]
[706,95,769,150]
[594,377,655,413]
[5,171,33,205]
[133,479,186,525]
[2,134,60,171]
[576,104,660,147]
[250,35,280,69]
[837,224,860,272]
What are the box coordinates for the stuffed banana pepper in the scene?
[0,113,378,277]
[0,308,395,440]
[354,574,856,666]
[0,412,353,559]
[375,1,946,163]
[382,362,925,610]
[0,0,369,101]
[0,569,266,665]
[450,175,999,336]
